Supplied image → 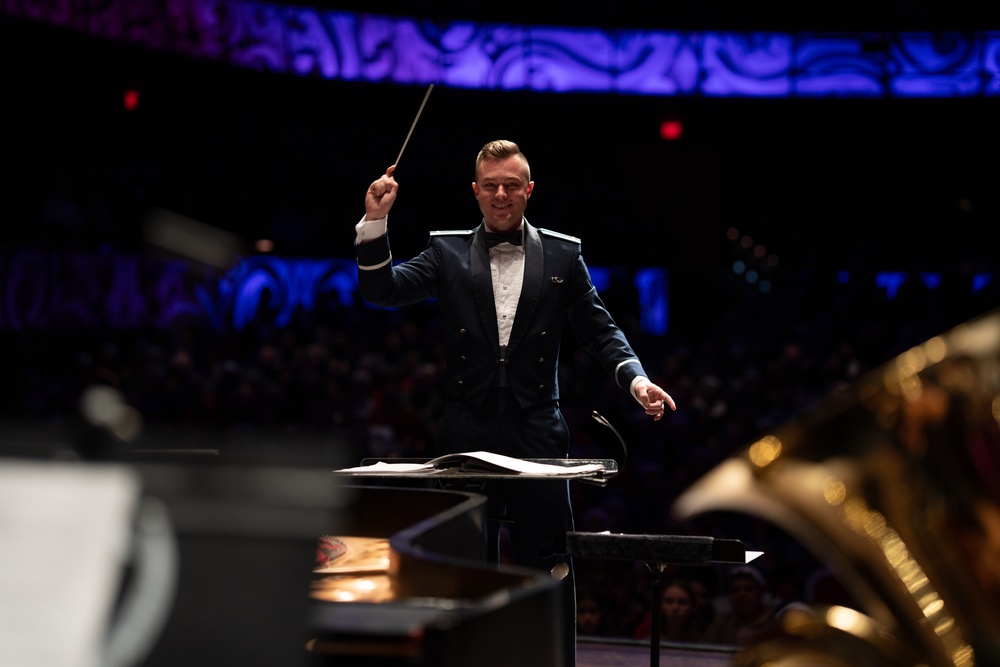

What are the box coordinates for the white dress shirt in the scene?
[486,225,525,347]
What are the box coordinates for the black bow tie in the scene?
[485,230,523,248]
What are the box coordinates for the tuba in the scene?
[673,308,1000,666]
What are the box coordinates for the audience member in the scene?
[704,565,779,646]
[632,577,705,644]
[576,585,614,637]
[686,570,718,636]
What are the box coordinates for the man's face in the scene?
[729,576,764,616]
[472,155,533,232]
[576,598,601,633]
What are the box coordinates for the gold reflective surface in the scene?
[313,536,392,575]
[311,573,395,603]
[675,308,1000,666]
[311,536,394,603]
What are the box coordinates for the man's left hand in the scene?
[635,379,677,422]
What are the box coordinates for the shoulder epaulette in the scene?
[429,229,476,237]
[537,228,581,244]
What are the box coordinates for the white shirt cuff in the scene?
[356,215,387,243]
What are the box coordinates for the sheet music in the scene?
[335,450,606,476]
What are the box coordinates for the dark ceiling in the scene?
[3,4,1000,276]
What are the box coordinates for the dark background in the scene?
[1,3,997,393]
[4,5,1000,276]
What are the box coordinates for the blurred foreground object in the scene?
[0,422,356,667]
[0,460,145,667]
[143,208,245,270]
[674,308,1000,666]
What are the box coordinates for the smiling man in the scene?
[471,146,534,231]
[353,139,676,667]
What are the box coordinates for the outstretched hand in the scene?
[634,379,677,422]
[365,165,398,220]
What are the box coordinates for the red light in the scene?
[123,89,140,112]
[659,119,683,141]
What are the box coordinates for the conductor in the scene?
[354,139,676,666]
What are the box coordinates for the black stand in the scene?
[555,532,752,667]
[647,562,665,667]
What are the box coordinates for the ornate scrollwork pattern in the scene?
[4,0,999,97]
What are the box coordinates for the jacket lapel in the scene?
[507,221,542,351]
[471,224,501,349]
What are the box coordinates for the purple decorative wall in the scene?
[3,1,998,98]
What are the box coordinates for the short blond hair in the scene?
[475,139,531,181]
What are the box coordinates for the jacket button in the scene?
[538,384,545,390]
[458,380,464,386]
[540,331,547,336]
[460,355,466,361]
[538,357,544,363]
[458,328,467,334]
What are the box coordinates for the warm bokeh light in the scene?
[748,435,782,467]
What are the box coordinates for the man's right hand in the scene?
[364,165,398,220]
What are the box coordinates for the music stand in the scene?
[554,532,755,667]
[343,457,620,486]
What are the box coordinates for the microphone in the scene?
[591,410,627,471]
